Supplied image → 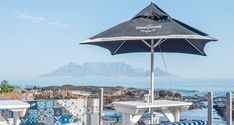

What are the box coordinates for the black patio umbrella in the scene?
[80,2,217,120]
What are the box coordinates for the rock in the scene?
[213,98,234,119]
[158,90,182,100]
[6,84,202,110]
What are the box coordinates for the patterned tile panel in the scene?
[0,98,96,125]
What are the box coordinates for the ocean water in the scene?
[10,78,234,94]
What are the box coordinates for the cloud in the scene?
[16,12,71,28]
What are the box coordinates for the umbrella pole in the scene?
[150,39,155,124]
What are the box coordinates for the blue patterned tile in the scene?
[20,116,28,124]
[37,115,45,123]
[54,108,62,116]
[45,108,54,117]
[1,99,89,125]
[37,101,46,110]
[59,115,70,124]
[1,109,13,118]
[62,108,70,115]
[63,100,72,108]
[28,109,38,119]
[54,116,61,122]
[37,109,46,116]
[45,116,54,125]
[28,117,37,124]
[54,121,62,125]
[46,101,53,108]
[54,100,62,108]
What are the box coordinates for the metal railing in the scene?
[208,91,232,125]
[226,92,232,125]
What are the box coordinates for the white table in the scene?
[0,100,30,125]
[113,100,192,125]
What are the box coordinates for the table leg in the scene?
[169,107,180,122]
[161,108,175,122]
[13,111,20,125]
[122,113,133,125]
[122,113,143,125]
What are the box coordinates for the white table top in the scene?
[113,100,192,109]
[0,100,30,109]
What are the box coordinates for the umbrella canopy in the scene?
[81,2,217,56]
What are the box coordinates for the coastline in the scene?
[0,84,232,123]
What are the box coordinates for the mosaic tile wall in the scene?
[0,98,99,125]
[0,109,14,119]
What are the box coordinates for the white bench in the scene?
[0,100,30,125]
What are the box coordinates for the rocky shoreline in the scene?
[213,96,234,119]
[27,85,184,109]
[0,84,233,120]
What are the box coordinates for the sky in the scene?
[0,0,233,79]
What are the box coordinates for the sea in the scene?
[5,78,234,124]
[10,77,234,96]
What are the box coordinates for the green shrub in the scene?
[0,80,14,94]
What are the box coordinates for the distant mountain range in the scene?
[40,62,176,78]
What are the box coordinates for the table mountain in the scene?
[40,62,175,78]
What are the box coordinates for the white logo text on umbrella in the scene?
[136,25,162,33]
